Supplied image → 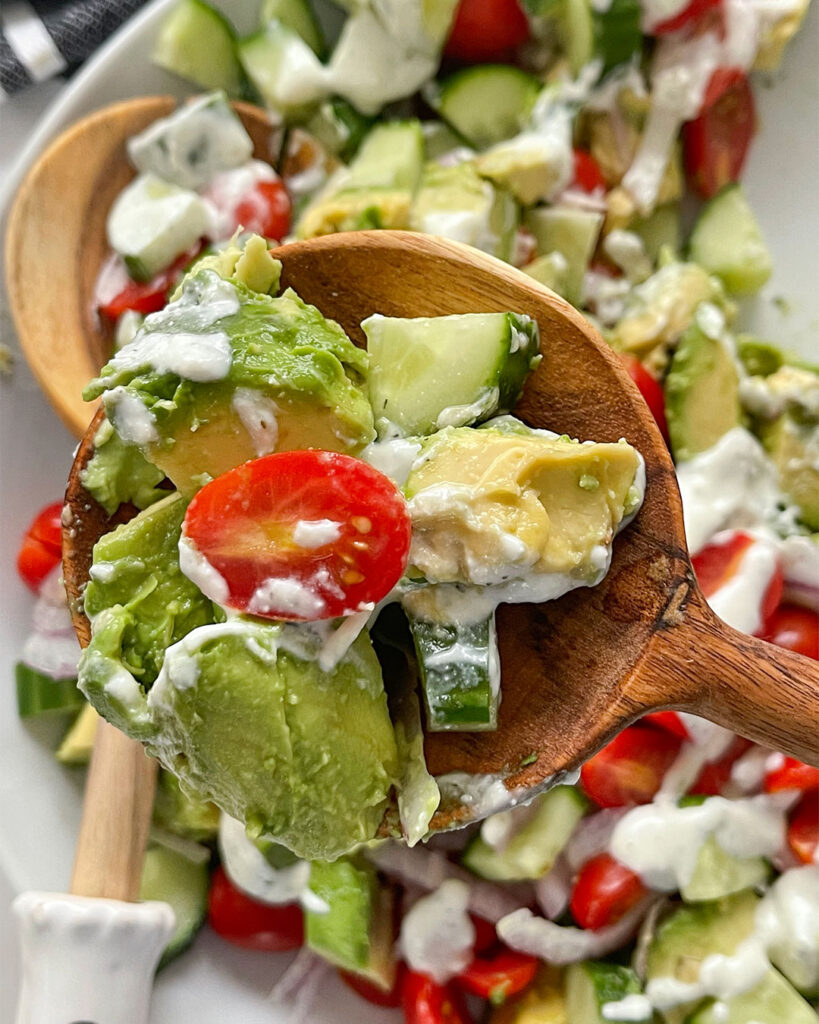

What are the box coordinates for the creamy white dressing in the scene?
[178,535,230,606]
[418,200,499,256]
[603,230,652,283]
[435,388,499,430]
[103,665,146,709]
[203,159,277,240]
[705,533,780,635]
[601,994,653,1021]
[362,438,423,486]
[292,519,343,549]
[231,387,280,456]
[105,386,158,446]
[399,879,475,983]
[218,814,312,908]
[248,577,327,619]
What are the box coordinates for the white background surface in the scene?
[0,0,816,1019]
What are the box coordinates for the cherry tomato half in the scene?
[183,451,412,621]
[456,949,538,1001]
[17,502,63,592]
[650,0,722,35]
[340,963,406,1008]
[444,0,530,62]
[692,531,783,633]
[642,711,690,740]
[765,757,819,794]
[619,354,670,444]
[570,852,648,931]
[471,914,498,955]
[234,179,292,242]
[572,149,607,194]
[580,724,683,807]
[208,866,304,951]
[762,604,819,661]
[688,736,752,796]
[787,791,819,864]
[97,247,201,320]
[683,69,755,199]
[403,971,472,1024]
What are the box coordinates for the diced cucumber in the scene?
[127,91,253,191]
[632,204,681,264]
[56,703,99,765]
[523,252,569,297]
[593,0,642,74]
[139,844,209,968]
[16,663,84,718]
[422,120,469,161]
[565,962,645,1024]
[432,65,541,150]
[409,611,500,731]
[688,185,772,296]
[305,98,374,161]
[306,857,396,990]
[345,120,424,192]
[561,0,594,74]
[462,786,588,881]
[153,0,245,96]
[685,968,818,1024]
[260,0,326,57]
[106,173,211,282]
[364,311,540,438]
[238,21,328,117]
[524,206,603,307]
[680,836,770,902]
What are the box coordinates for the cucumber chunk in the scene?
[260,0,326,57]
[462,786,588,881]
[524,206,603,307]
[153,0,244,96]
[565,961,645,1024]
[306,98,374,161]
[688,185,772,296]
[139,844,209,968]
[364,311,540,438]
[681,835,770,902]
[409,611,500,731]
[686,967,818,1024]
[432,65,541,149]
[16,662,83,718]
[106,173,211,282]
[238,20,328,116]
[345,120,424,192]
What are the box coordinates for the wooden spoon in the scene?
[61,229,819,832]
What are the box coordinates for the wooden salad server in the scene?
[8,97,280,1024]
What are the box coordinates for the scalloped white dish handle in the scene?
[13,892,175,1024]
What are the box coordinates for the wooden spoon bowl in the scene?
[62,230,819,832]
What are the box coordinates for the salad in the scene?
[11,0,819,1022]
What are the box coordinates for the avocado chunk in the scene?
[685,968,818,1024]
[56,703,100,765]
[524,206,604,307]
[475,133,571,205]
[80,416,166,516]
[763,413,819,530]
[490,965,566,1024]
[403,422,644,587]
[145,621,399,861]
[78,492,216,738]
[364,311,540,438]
[84,268,374,495]
[664,318,743,463]
[306,857,396,989]
[410,160,518,262]
[153,768,220,842]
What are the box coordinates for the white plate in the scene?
[0,1,816,1019]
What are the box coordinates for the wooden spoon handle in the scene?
[641,592,819,765]
[71,720,157,901]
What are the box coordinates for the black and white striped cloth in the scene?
[0,0,148,99]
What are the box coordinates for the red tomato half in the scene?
[570,853,648,931]
[642,711,690,740]
[444,0,530,62]
[688,736,752,796]
[234,179,292,242]
[619,354,669,444]
[183,451,412,621]
[572,149,607,193]
[765,757,819,794]
[403,971,472,1024]
[683,69,755,199]
[787,791,819,864]
[470,915,498,955]
[208,867,304,951]
[650,0,721,35]
[580,725,683,807]
[340,964,406,1008]
[762,604,819,660]
[692,531,783,633]
[456,950,538,1001]
[97,247,201,320]
[17,502,63,592]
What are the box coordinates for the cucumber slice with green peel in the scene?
[565,962,645,1024]
[593,0,642,74]
[680,836,771,902]
[139,844,209,968]
[364,311,540,438]
[523,252,569,297]
[409,611,500,731]
[260,0,326,57]
[153,0,245,96]
[56,703,99,765]
[306,857,396,990]
[432,65,541,150]
[685,968,819,1024]
[305,98,374,161]
[16,663,83,718]
[688,185,773,296]
[524,206,603,307]
[633,204,681,263]
[238,21,328,117]
[345,120,424,192]
[422,120,469,161]
[462,786,588,881]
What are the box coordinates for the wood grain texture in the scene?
[62,229,819,832]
